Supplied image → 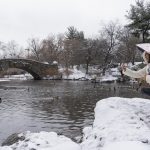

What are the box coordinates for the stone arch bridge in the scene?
[0,59,58,80]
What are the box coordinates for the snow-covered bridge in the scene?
[0,59,58,80]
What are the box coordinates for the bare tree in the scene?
[39,34,64,63]
[27,38,41,61]
[61,39,73,70]
[0,41,7,59]
[63,26,85,67]
[99,21,122,74]
[81,39,99,74]
[40,36,57,63]
[1,40,23,59]
[117,27,140,65]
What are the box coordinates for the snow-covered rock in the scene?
[81,97,150,150]
[101,141,150,150]
[0,131,80,150]
[52,61,58,64]
[42,62,49,64]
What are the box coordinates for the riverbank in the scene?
[1,97,150,150]
[0,66,120,83]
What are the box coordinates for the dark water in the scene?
[0,80,148,144]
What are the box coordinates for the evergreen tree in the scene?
[126,0,150,42]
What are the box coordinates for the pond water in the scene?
[0,80,148,144]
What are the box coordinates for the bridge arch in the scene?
[11,67,42,80]
[0,59,58,80]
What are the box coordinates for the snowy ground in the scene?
[2,74,33,80]
[59,66,119,82]
[59,66,91,80]
[0,132,80,150]
[0,62,143,82]
[0,66,119,82]
[1,97,150,150]
[0,79,10,82]
[100,75,118,82]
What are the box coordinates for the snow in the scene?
[42,61,49,64]
[101,141,150,150]
[59,66,120,81]
[59,66,91,80]
[1,97,150,149]
[1,70,118,81]
[0,79,10,82]
[0,65,122,81]
[2,74,33,80]
[111,68,121,76]
[100,75,118,82]
[0,61,144,82]
[52,61,58,64]
[81,97,150,150]
[66,69,87,80]
[0,131,80,150]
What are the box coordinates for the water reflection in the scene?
[0,80,148,144]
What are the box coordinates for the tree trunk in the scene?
[86,61,89,74]
[142,32,145,43]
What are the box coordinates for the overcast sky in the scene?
[0,0,136,47]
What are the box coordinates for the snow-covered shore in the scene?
[1,97,150,150]
[0,79,10,82]
[59,66,120,82]
[0,66,120,82]
[0,132,80,150]
[3,74,33,80]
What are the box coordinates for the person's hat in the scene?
[136,43,150,54]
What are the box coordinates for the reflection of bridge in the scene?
[0,59,58,80]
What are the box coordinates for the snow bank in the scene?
[101,141,150,150]
[0,79,10,82]
[81,97,150,150]
[3,74,33,80]
[1,66,121,81]
[111,68,121,76]
[59,67,90,80]
[59,66,119,81]
[101,75,118,82]
[66,69,86,80]
[0,131,80,150]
